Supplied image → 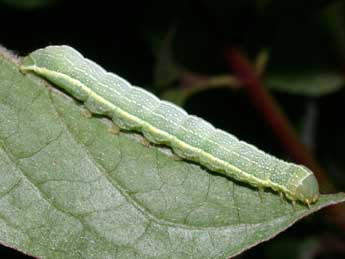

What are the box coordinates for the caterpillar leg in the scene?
[258,187,265,202]
[140,137,151,147]
[291,200,296,210]
[172,154,182,161]
[108,125,120,135]
[80,107,92,118]
[279,192,284,202]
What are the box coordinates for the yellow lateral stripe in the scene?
[21,64,294,199]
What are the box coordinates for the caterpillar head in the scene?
[294,166,320,205]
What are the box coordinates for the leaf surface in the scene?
[0,47,344,259]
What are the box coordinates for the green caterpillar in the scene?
[20,45,320,206]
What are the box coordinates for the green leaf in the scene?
[0,47,344,259]
[161,75,240,106]
[265,71,344,96]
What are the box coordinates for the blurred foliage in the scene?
[1,0,345,258]
[0,0,59,9]
[265,71,344,96]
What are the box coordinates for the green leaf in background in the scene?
[265,71,344,96]
[161,74,239,107]
[0,47,344,259]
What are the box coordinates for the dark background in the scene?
[1,0,345,258]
